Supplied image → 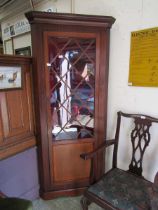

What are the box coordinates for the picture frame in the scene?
[15,46,31,56]
[0,66,22,90]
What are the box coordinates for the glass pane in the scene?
[48,37,95,140]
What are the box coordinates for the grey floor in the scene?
[33,196,103,210]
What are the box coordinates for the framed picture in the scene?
[15,46,31,56]
[0,66,22,90]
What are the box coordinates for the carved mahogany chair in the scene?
[80,111,158,210]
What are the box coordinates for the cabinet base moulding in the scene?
[0,136,36,160]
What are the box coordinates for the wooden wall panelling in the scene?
[0,55,36,160]
[0,94,4,144]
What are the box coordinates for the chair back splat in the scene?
[113,111,158,177]
[129,117,152,176]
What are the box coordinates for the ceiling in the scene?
[0,0,44,8]
[0,0,48,23]
[0,0,58,22]
[0,0,16,8]
[0,0,57,41]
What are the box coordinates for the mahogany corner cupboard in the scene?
[25,11,115,199]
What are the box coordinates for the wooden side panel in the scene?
[0,92,9,138]
[0,55,36,160]
[5,91,25,136]
[0,96,4,143]
[4,73,33,139]
[0,120,3,143]
[52,142,93,183]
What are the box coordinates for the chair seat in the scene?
[0,197,33,210]
[88,168,152,210]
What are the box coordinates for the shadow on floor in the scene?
[33,196,103,210]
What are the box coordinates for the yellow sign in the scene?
[128,27,158,87]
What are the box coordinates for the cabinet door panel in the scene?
[52,141,93,183]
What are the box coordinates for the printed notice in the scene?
[128,27,158,87]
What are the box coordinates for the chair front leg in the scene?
[80,196,91,210]
[149,172,158,210]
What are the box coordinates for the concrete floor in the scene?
[33,196,103,210]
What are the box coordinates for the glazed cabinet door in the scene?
[44,32,99,193]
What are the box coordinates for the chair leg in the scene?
[80,196,91,210]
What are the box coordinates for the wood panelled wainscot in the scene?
[0,55,36,160]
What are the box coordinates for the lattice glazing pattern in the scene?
[48,37,96,140]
